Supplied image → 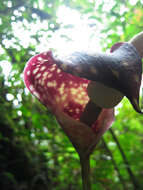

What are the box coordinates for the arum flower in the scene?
[24,32,143,190]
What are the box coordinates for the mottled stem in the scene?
[80,155,91,190]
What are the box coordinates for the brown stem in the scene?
[80,154,91,190]
[109,128,140,190]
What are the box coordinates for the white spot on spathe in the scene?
[43,71,48,77]
[33,68,39,74]
[35,73,41,79]
[47,73,53,78]
[27,70,30,75]
[111,69,119,78]
[40,66,46,71]
[47,81,57,87]
[90,66,97,74]
[49,65,56,72]
[57,69,61,73]
[37,57,43,61]
[122,62,129,66]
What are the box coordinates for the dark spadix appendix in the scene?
[24,32,143,155]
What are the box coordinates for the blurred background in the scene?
[0,0,143,189]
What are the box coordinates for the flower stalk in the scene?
[80,154,91,190]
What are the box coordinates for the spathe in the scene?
[24,51,114,155]
[24,31,143,154]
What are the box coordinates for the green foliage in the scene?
[0,0,143,189]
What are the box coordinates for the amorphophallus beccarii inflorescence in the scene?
[24,31,143,190]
